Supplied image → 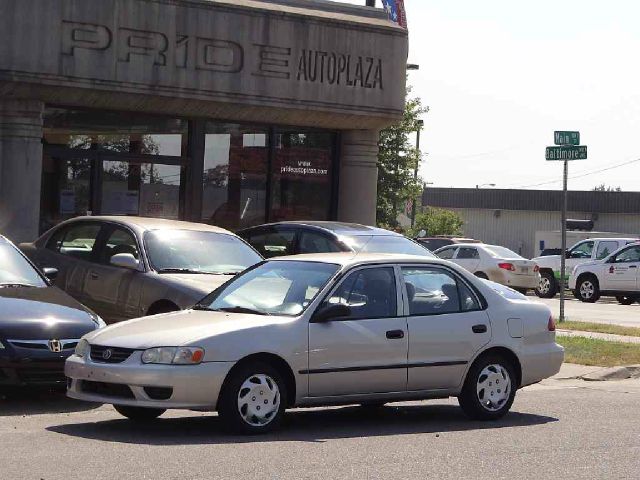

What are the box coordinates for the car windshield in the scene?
[342,235,435,257]
[0,240,46,288]
[484,246,523,259]
[145,230,262,275]
[197,261,340,317]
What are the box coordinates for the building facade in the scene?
[0,0,407,242]
[422,188,640,258]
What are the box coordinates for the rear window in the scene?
[344,235,435,257]
[484,246,522,259]
[483,280,527,300]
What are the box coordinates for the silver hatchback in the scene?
[20,216,262,323]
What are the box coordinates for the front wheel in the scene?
[113,405,166,422]
[616,295,637,305]
[535,271,558,298]
[458,355,517,421]
[576,276,600,303]
[217,362,287,435]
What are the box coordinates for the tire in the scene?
[474,272,488,280]
[217,362,287,435]
[113,405,165,422]
[147,301,180,316]
[576,276,600,303]
[535,271,558,298]
[616,296,637,305]
[458,354,517,421]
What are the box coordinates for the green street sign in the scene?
[554,131,580,145]
[546,146,587,161]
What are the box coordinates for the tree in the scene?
[593,184,622,192]
[376,90,427,227]
[410,207,464,237]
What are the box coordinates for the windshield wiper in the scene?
[213,306,270,316]
[192,304,213,311]
[0,283,37,288]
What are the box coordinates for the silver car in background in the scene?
[20,216,262,323]
[435,243,540,294]
[66,253,563,434]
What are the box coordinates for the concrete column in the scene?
[0,99,44,243]
[337,129,379,226]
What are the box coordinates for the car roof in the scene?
[268,252,454,268]
[58,216,233,234]
[577,237,639,242]
[240,221,402,237]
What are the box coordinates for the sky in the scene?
[334,0,640,192]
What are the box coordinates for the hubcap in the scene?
[237,374,280,427]
[476,364,511,412]
[580,281,595,299]
[538,277,550,294]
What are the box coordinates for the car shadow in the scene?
[0,388,100,416]
[47,403,557,445]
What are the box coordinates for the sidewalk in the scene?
[556,328,640,344]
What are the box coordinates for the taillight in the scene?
[498,262,516,271]
[548,316,556,331]
[533,265,540,273]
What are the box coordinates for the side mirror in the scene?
[110,253,140,270]
[311,303,351,323]
[565,250,571,259]
[42,267,58,281]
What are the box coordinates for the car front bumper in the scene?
[65,352,234,410]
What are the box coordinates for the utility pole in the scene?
[410,119,424,228]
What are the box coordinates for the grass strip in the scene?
[557,336,640,367]
[558,320,640,338]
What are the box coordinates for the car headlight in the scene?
[75,339,90,358]
[141,347,204,365]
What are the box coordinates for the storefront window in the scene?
[271,131,334,221]
[202,123,268,230]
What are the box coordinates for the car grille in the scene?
[90,345,136,364]
[80,380,135,399]
[19,367,66,384]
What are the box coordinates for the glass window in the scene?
[484,246,523,259]
[596,241,618,260]
[145,229,261,275]
[248,229,296,259]
[402,267,479,315]
[271,131,334,222]
[199,261,339,316]
[344,235,435,257]
[100,228,139,265]
[436,247,457,259]
[0,239,47,288]
[203,123,268,230]
[59,223,101,262]
[569,241,594,259]
[299,231,342,254]
[457,247,479,259]
[326,267,397,320]
[613,246,640,263]
[102,161,182,219]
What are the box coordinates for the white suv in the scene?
[569,242,640,304]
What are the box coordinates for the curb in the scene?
[580,365,640,382]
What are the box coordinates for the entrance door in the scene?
[603,245,640,292]
[307,266,408,397]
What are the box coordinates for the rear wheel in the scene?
[535,271,557,298]
[616,295,637,305]
[458,354,517,420]
[576,276,600,303]
[113,405,165,422]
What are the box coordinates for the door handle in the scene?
[89,272,99,280]
[386,330,405,340]
[472,324,488,334]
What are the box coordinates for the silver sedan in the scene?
[65,253,563,434]
[20,216,262,323]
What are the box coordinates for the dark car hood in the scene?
[0,286,99,340]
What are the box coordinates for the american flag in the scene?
[381,0,408,29]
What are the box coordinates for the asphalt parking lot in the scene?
[531,295,640,327]
[2,375,639,480]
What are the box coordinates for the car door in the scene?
[564,240,594,278]
[452,247,481,273]
[36,222,103,302]
[401,265,491,391]
[307,266,408,397]
[435,246,458,261]
[81,225,144,323]
[603,245,640,292]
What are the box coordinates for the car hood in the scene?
[85,309,290,349]
[0,286,99,339]
[158,273,234,296]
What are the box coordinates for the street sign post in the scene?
[546,132,587,322]
[554,131,580,146]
